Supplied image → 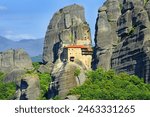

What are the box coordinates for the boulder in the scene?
[65,95,80,100]
[49,61,86,99]
[15,74,40,100]
[38,62,53,73]
[0,49,40,99]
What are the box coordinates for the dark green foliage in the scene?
[119,3,123,9]
[26,62,51,100]
[0,72,5,81]
[0,72,16,100]
[32,62,40,71]
[38,73,51,99]
[53,95,61,100]
[144,0,150,5]
[128,27,135,35]
[74,68,81,77]
[69,68,150,100]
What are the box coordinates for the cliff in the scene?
[0,49,40,100]
[94,0,150,83]
[43,4,91,64]
[43,4,92,99]
[0,49,33,73]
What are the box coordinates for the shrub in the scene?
[74,68,81,77]
[32,62,40,70]
[38,73,51,99]
[69,68,150,100]
[0,72,16,100]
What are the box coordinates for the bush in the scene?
[69,68,150,100]
[144,0,149,5]
[38,73,51,99]
[0,72,16,100]
[74,68,81,77]
[32,62,40,70]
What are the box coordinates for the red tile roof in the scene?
[64,45,88,48]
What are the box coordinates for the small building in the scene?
[62,45,93,69]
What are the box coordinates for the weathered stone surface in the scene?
[43,4,91,64]
[43,4,92,99]
[38,62,53,74]
[94,0,150,83]
[4,69,26,83]
[0,49,40,100]
[49,61,86,99]
[65,95,80,100]
[15,74,40,100]
[0,49,33,73]
[93,0,121,70]
[145,0,150,20]
[111,0,150,83]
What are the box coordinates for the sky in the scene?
[0,0,105,41]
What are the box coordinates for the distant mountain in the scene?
[0,36,44,57]
[31,55,42,62]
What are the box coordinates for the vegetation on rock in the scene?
[32,62,51,99]
[74,68,81,77]
[69,68,150,100]
[38,72,51,99]
[0,72,16,100]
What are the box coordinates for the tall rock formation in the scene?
[94,0,150,83]
[0,49,33,73]
[93,0,121,70]
[0,49,40,100]
[43,4,92,98]
[43,4,91,64]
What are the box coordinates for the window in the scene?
[70,57,75,62]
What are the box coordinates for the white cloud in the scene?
[4,31,36,41]
[0,5,7,11]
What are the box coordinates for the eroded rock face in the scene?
[93,0,121,70]
[0,49,33,73]
[15,74,40,100]
[43,4,92,98]
[0,49,40,100]
[94,0,150,83]
[49,61,86,99]
[111,0,150,83]
[43,4,91,64]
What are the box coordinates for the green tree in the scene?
[0,72,16,100]
[69,68,150,100]
[38,73,51,99]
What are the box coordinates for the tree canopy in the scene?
[69,68,150,100]
[0,72,16,100]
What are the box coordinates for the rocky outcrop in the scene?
[43,4,91,64]
[43,4,92,98]
[38,62,53,74]
[15,74,40,100]
[94,0,150,83]
[0,49,33,73]
[65,95,80,100]
[111,0,150,83]
[49,61,86,99]
[93,0,121,70]
[0,49,40,100]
